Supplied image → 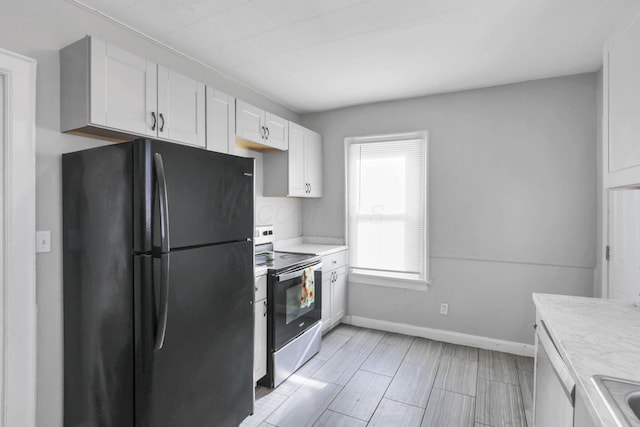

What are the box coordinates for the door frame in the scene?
[0,49,37,427]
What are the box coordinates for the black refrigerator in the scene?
[63,138,255,427]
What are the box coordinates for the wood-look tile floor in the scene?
[241,325,534,427]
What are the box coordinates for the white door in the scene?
[157,66,206,147]
[608,188,640,301]
[288,123,306,197]
[205,88,234,154]
[331,267,347,327]
[236,100,264,144]
[305,129,323,197]
[0,48,37,427]
[90,38,157,137]
[264,112,288,150]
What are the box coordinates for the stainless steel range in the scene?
[255,226,323,388]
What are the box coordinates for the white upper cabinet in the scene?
[287,124,306,196]
[604,9,640,188]
[305,128,323,197]
[90,38,156,138]
[157,66,206,147]
[264,112,288,150]
[61,36,206,147]
[263,122,323,198]
[236,100,264,145]
[205,88,235,154]
[235,100,288,151]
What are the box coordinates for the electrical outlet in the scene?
[440,303,449,315]
[36,230,51,253]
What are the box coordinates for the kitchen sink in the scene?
[592,375,640,426]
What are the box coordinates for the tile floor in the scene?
[241,325,534,427]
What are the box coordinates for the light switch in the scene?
[36,230,51,253]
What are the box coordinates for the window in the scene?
[346,131,429,287]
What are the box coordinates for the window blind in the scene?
[347,133,427,280]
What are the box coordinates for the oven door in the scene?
[272,262,322,350]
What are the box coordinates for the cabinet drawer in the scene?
[255,274,267,302]
[322,250,347,271]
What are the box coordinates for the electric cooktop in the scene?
[258,251,319,272]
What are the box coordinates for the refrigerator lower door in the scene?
[135,241,254,427]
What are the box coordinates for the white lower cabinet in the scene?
[254,274,267,383]
[321,250,348,333]
[331,267,347,324]
[574,387,596,427]
[534,310,595,427]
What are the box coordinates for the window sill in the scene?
[348,271,431,292]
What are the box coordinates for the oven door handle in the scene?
[277,263,323,282]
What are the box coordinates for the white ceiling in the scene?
[73,0,635,113]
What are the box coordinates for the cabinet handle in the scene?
[159,113,165,132]
[261,126,266,140]
[309,183,311,194]
[151,112,157,131]
[263,300,267,316]
[265,127,270,139]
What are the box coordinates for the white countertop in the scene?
[533,293,640,427]
[275,242,348,257]
[273,236,348,257]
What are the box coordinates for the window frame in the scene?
[344,131,430,291]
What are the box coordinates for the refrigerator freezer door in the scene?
[135,241,254,427]
[133,139,254,253]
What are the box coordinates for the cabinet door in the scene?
[288,123,306,197]
[331,266,347,327]
[90,38,157,137]
[254,298,267,382]
[265,112,288,150]
[321,271,332,332]
[236,100,264,144]
[574,387,596,427]
[305,128,323,197]
[157,66,206,147]
[205,87,234,154]
[608,17,640,173]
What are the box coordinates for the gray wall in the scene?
[0,1,300,425]
[301,74,598,345]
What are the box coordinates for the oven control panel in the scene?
[255,225,275,245]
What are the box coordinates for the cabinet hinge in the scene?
[606,245,610,261]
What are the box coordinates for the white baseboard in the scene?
[342,315,535,357]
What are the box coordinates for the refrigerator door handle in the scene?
[154,153,170,253]
[153,153,171,351]
[154,253,170,350]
